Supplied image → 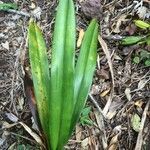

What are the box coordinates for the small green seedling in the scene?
[133,50,150,66]
[80,107,93,126]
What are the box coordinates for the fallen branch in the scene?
[89,93,104,117]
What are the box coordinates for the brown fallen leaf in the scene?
[134,100,144,108]
[100,88,111,97]
[77,29,84,48]
[19,122,45,147]
[91,84,100,95]
[94,111,107,149]
[75,124,82,141]
[113,53,122,61]
[2,122,18,129]
[111,14,128,33]
[138,79,150,90]
[17,97,24,110]
[106,97,124,119]
[143,0,150,3]
[89,135,97,150]
[97,68,110,80]
[125,88,131,101]
[29,2,36,9]
[106,111,117,120]
[2,41,9,50]
[81,137,89,148]
[108,134,119,150]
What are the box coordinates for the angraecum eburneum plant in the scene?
[28,0,99,149]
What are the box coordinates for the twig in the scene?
[98,36,115,116]
[89,93,104,117]
[118,3,134,12]
[89,94,108,149]
[10,132,36,143]
[102,34,125,41]
[19,122,45,148]
[134,100,150,150]
[1,9,30,17]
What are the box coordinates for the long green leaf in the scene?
[57,0,75,149]
[134,20,150,29]
[49,0,75,149]
[28,21,50,137]
[0,3,18,10]
[121,36,144,45]
[71,19,98,131]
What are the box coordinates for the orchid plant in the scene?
[28,0,98,149]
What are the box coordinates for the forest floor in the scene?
[0,0,150,150]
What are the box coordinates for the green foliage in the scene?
[145,36,150,46]
[131,114,141,132]
[134,20,150,29]
[0,3,18,10]
[121,36,144,45]
[120,19,150,67]
[145,59,150,66]
[28,0,98,149]
[133,56,140,64]
[28,21,50,138]
[133,50,150,66]
[121,20,150,46]
[79,107,93,126]
[121,35,150,46]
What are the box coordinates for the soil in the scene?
[0,0,150,150]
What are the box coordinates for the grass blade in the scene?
[28,21,50,137]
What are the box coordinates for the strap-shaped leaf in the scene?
[49,0,75,149]
[57,0,75,149]
[71,19,98,131]
[28,21,50,137]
